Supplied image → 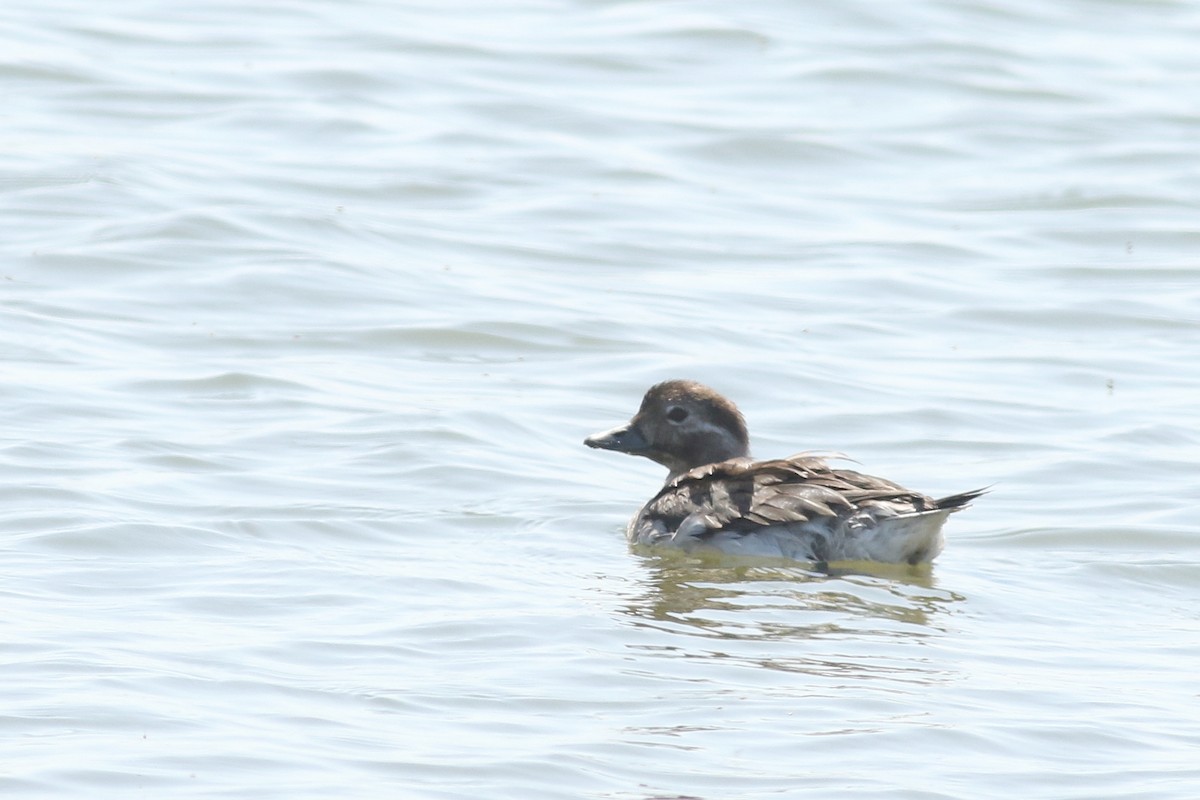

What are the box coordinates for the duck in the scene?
[584,379,984,565]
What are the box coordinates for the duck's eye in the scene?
[666,406,689,423]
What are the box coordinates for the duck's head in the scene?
[584,379,750,479]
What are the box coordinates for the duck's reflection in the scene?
[615,549,965,683]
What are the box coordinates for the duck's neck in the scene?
[664,444,752,483]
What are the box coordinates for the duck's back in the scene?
[629,455,979,564]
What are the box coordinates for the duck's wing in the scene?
[642,455,941,538]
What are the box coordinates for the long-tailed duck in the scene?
[585,379,983,565]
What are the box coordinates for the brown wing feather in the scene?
[642,454,938,538]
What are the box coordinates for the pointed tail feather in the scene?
[934,487,989,511]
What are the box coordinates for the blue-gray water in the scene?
[4,0,1199,797]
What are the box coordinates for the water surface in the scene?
[3,0,1199,797]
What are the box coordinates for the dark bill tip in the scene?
[584,423,649,454]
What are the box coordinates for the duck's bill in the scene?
[584,423,648,454]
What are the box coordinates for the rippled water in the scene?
[4,0,1199,797]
